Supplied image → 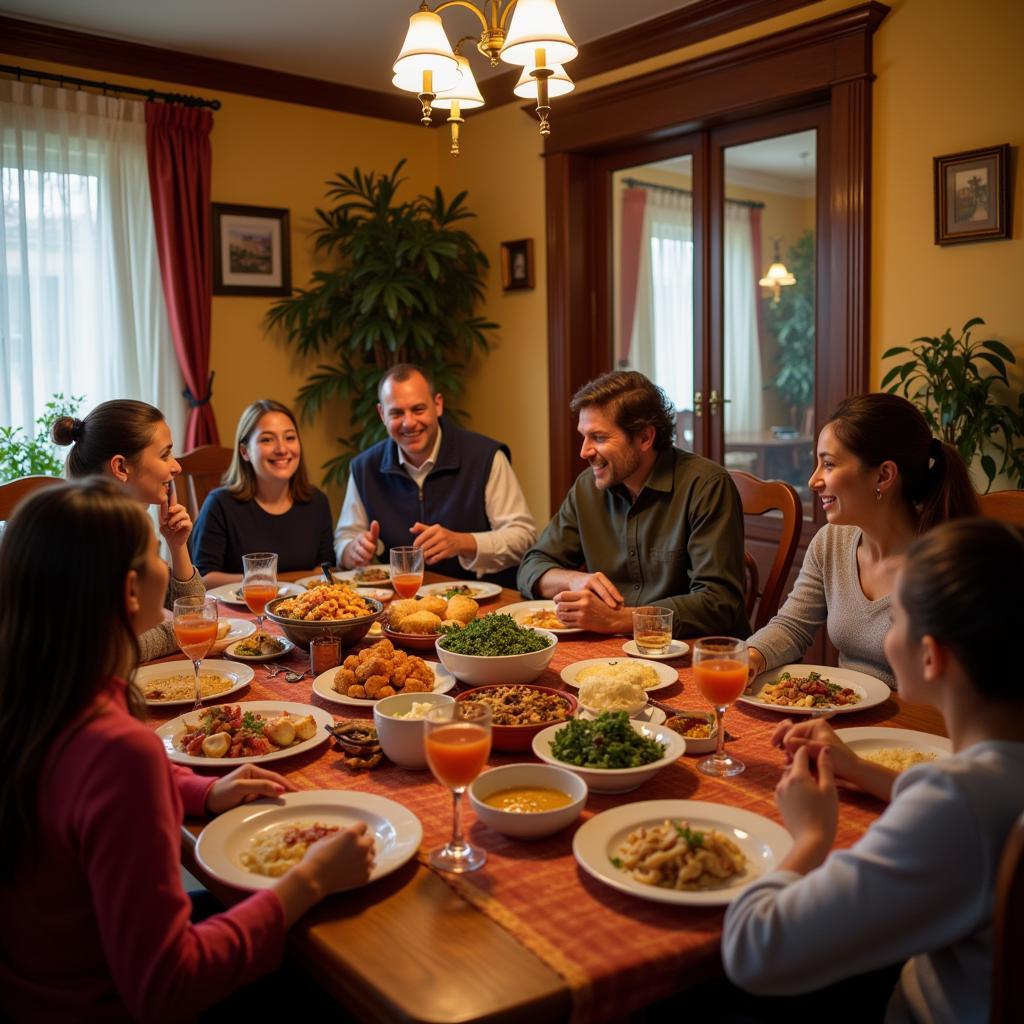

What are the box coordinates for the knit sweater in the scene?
[138,569,206,663]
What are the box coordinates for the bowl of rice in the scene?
[373,691,456,770]
[576,675,648,717]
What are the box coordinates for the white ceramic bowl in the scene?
[531,719,686,794]
[664,711,719,754]
[434,629,558,686]
[469,763,587,840]
[373,691,455,770]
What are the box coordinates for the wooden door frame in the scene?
[543,2,889,514]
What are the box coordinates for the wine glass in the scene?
[390,546,424,600]
[424,702,492,873]
[693,636,748,778]
[172,596,219,711]
[242,551,278,639]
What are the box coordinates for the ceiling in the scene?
[0,0,699,93]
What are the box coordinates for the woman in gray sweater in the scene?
[747,393,977,686]
[53,401,204,661]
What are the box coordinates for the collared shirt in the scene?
[517,446,749,638]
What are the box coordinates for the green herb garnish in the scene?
[610,856,623,869]
[241,711,265,735]
[549,712,665,769]
[437,613,552,656]
[675,824,704,848]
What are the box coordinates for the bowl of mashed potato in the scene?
[373,691,455,770]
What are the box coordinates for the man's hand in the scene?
[205,764,297,815]
[563,570,624,609]
[410,522,476,564]
[345,520,380,568]
[553,589,631,634]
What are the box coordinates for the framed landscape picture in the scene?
[933,144,1011,245]
[212,203,292,295]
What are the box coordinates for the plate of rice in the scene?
[834,726,952,772]
[560,658,678,695]
[136,659,255,707]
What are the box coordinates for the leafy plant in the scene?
[266,161,497,486]
[0,393,84,483]
[881,317,1024,491]
[765,230,815,417]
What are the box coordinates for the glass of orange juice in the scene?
[242,551,278,638]
[424,702,492,872]
[693,636,748,778]
[390,546,424,600]
[173,596,219,711]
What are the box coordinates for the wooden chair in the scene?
[175,445,233,520]
[978,489,1024,527]
[730,470,802,632]
[992,810,1024,1023]
[0,475,63,521]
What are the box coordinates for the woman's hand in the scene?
[160,488,193,550]
[299,821,376,892]
[775,745,836,874]
[747,647,766,684]
[205,764,297,815]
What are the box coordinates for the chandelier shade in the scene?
[433,55,485,110]
[500,0,578,66]
[392,11,461,93]
[513,62,575,99]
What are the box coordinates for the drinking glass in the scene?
[242,551,278,638]
[173,596,219,711]
[424,702,492,873]
[632,606,673,655]
[390,546,425,600]
[693,636,748,777]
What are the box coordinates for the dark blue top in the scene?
[191,487,335,575]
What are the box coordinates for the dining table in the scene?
[145,572,947,1024]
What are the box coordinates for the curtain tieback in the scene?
[183,371,215,408]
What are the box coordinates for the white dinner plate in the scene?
[578,705,667,726]
[337,565,393,587]
[416,580,502,602]
[224,635,296,663]
[208,618,257,655]
[835,726,952,760]
[573,799,793,906]
[195,790,422,892]
[560,657,678,693]
[136,659,255,708]
[156,700,333,766]
[294,572,346,589]
[207,582,306,607]
[311,661,456,707]
[739,664,891,716]
[499,600,584,634]
[621,639,689,660]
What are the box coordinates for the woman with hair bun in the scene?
[724,517,1024,1021]
[747,393,978,687]
[52,400,203,661]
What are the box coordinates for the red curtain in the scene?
[145,102,218,448]
[618,187,647,365]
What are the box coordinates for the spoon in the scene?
[320,561,336,584]
[282,669,311,684]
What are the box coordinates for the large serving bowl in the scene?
[532,719,686,794]
[373,691,456,770]
[455,684,577,752]
[434,629,557,686]
[469,763,587,840]
[264,595,384,648]
[382,624,440,652]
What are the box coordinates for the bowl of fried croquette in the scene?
[264,594,384,648]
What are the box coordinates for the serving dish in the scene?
[455,684,578,751]
[469,764,587,840]
[435,629,557,686]
[740,664,891,716]
[264,595,383,648]
[372,691,456,769]
[311,662,456,708]
[560,657,678,694]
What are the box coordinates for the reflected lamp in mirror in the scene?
[759,239,797,305]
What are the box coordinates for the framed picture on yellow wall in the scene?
[933,144,1011,245]
[212,203,292,296]
[500,238,535,290]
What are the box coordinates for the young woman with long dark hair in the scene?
[747,393,978,686]
[0,479,374,1021]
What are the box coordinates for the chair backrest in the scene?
[729,470,802,632]
[176,445,233,521]
[992,810,1024,1023]
[0,475,63,521]
[978,490,1024,527]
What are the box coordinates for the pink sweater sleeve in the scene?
[72,727,286,1021]
[171,762,217,817]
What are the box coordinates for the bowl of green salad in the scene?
[435,613,558,686]
[532,711,686,793]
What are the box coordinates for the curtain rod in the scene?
[621,177,764,210]
[0,63,221,110]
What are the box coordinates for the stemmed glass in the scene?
[390,546,425,600]
[242,551,278,639]
[172,596,219,711]
[693,637,749,778]
[424,702,492,873]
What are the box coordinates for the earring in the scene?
[875,487,882,501]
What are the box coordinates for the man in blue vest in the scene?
[334,364,536,590]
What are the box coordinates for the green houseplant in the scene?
[0,393,83,484]
[881,317,1024,491]
[266,161,497,486]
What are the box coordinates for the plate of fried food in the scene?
[740,664,891,716]
[416,580,502,602]
[499,600,584,635]
[311,638,457,707]
[136,659,255,708]
[156,701,334,766]
[573,799,793,906]
[382,592,479,649]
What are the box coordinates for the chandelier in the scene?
[759,239,797,305]
[392,0,578,155]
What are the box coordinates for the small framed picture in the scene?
[212,203,292,295]
[500,238,535,291]
[934,144,1011,245]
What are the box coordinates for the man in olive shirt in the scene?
[517,371,749,638]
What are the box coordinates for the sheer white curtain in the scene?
[0,80,184,449]
[723,201,763,433]
[629,188,694,415]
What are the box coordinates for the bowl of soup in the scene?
[469,763,587,840]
